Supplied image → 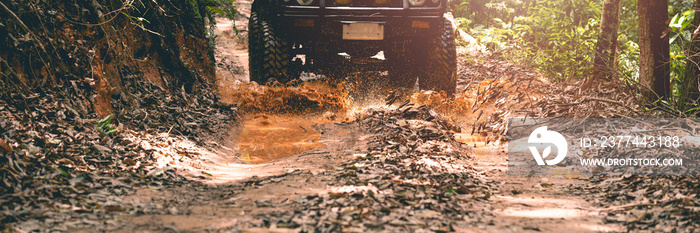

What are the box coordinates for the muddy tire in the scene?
[248,7,294,84]
[418,18,457,96]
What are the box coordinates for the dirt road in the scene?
[7,1,699,232]
[8,4,630,232]
[93,7,625,232]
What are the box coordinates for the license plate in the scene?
[342,23,384,40]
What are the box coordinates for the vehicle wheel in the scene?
[248,6,295,84]
[418,18,457,96]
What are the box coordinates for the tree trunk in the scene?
[594,0,621,80]
[679,1,700,112]
[638,0,671,102]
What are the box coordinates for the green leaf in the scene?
[57,167,69,177]
[669,13,681,28]
[97,114,117,135]
[207,6,225,15]
[683,9,693,16]
[670,33,680,44]
[98,114,113,127]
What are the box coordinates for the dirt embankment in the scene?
[0,0,217,117]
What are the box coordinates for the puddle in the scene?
[223,78,397,164]
[234,114,328,164]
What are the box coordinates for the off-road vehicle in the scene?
[248,0,457,95]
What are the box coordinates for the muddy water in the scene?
[224,73,504,163]
[223,77,394,164]
[234,114,331,164]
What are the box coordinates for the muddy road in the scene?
[90,8,627,232]
[14,5,638,232]
[7,0,700,231]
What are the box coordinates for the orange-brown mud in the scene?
[222,75,403,164]
[222,81,351,114]
[215,76,355,163]
[220,69,537,164]
[235,114,336,164]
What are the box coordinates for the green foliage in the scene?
[190,0,203,19]
[668,9,698,113]
[669,0,694,15]
[617,39,639,81]
[97,114,117,136]
[616,0,639,81]
[203,0,239,28]
[451,0,700,89]
[669,10,694,81]
[206,0,239,21]
[453,0,603,79]
[201,0,240,56]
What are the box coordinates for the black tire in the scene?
[248,11,263,81]
[248,6,295,84]
[418,18,457,96]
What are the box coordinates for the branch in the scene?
[0,1,47,54]
[582,96,638,113]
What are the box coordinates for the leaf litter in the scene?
[0,73,237,231]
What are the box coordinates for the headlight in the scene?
[408,0,425,6]
[297,0,314,5]
[336,0,351,5]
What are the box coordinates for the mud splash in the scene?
[223,72,519,163]
[408,76,545,144]
[221,81,350,114]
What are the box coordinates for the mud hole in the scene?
[235,114,328,164]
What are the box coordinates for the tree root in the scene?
[0,1,48,55]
